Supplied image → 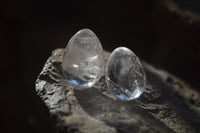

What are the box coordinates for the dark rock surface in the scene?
[36,49,200,133]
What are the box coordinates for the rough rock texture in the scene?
[36,49,200,133]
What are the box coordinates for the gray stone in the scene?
[36,49,200,133]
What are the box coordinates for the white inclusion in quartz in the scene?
[62,28,104,88]
[105,47,146,101]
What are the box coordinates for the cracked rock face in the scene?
[36,49,200,133]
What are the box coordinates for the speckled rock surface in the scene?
[35,49,200,133]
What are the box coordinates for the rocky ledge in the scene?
[36,49,200,133]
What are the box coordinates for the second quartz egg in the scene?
[105,47,146,101]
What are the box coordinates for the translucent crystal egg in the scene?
[105,47,146,101]
[62,29,104,88]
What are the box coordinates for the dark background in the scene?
[1,0,200,132]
